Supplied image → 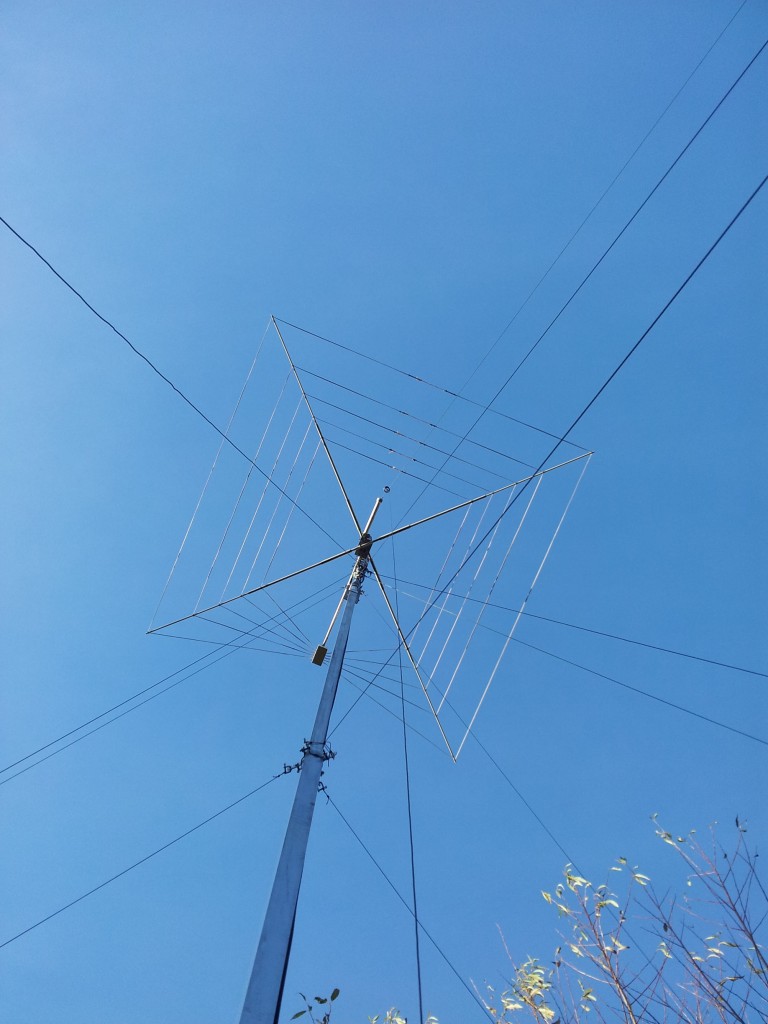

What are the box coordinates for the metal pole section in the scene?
[238,553,370,1024]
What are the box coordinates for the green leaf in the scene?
[291,1013,306,1020]
[331,989,340,1001]
[596,899,619,910]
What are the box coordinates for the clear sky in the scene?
[1,2,766,1022]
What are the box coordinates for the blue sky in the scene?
[1,2,766,1021]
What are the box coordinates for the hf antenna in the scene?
[149,317,591,1023]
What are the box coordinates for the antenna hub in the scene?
[355,532,373,557]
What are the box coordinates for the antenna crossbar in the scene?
[150,454,590,634]
[272,316,363,535]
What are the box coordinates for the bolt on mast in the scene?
[238,497,383,1024]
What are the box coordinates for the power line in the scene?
[197,612,307,655]
[223,602,309,655]
[468,730,581,870]
[392,535,425,1023]
[514,635,768,749]
[463,0,751,387]
[382,581,768,749]
[339,672,448,757]
[0,214,342,551]
[333,174,767,781]
[380,571,768,747]
[0,649,220,780]
[518,613,768,681]
[379,574,768,679]
[342,665,427,714]
[0,577,345,785]
[327,794,493,1021]
[401,37,768,516]
[152,633,307,655]
[402,171,768,651]
[332,602,582,866]
[0,644,242,788]
[0,775,279,951]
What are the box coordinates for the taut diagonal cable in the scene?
[399,37,768,523]
[0,216,341,551]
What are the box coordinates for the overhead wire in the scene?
[396,171,768,671]
[260,439,323,587]
[272,0,749,453]
[468,729,580,869]
[0,774,280,951]
[198,613,307,656]
[263,591,313,650]
[512,635,768,749]
[398,37,768,520]
[240,398,307,593]
[391,520,425,1023]
[381,575,768,747]
[341,666,426,714]
[339,672,448,757]
[436,482,542,715]
[2,10,756,989]
[411,507,474,666]
[377,574,768,679]
[421,490,502,693]
[226,598,309,654]
[209,594,310,650]
[0,575,347,785]
[0,215,343,551]
[153,634,308,655]
[342,658,421,692]
[462,0,751,388]
[330,589,582,868]
[336,658,584,876]
[0,643,254,788]
[327,795,493,1021]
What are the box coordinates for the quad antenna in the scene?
[150,319,592,1022]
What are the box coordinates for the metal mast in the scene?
[238,499,382,1024]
